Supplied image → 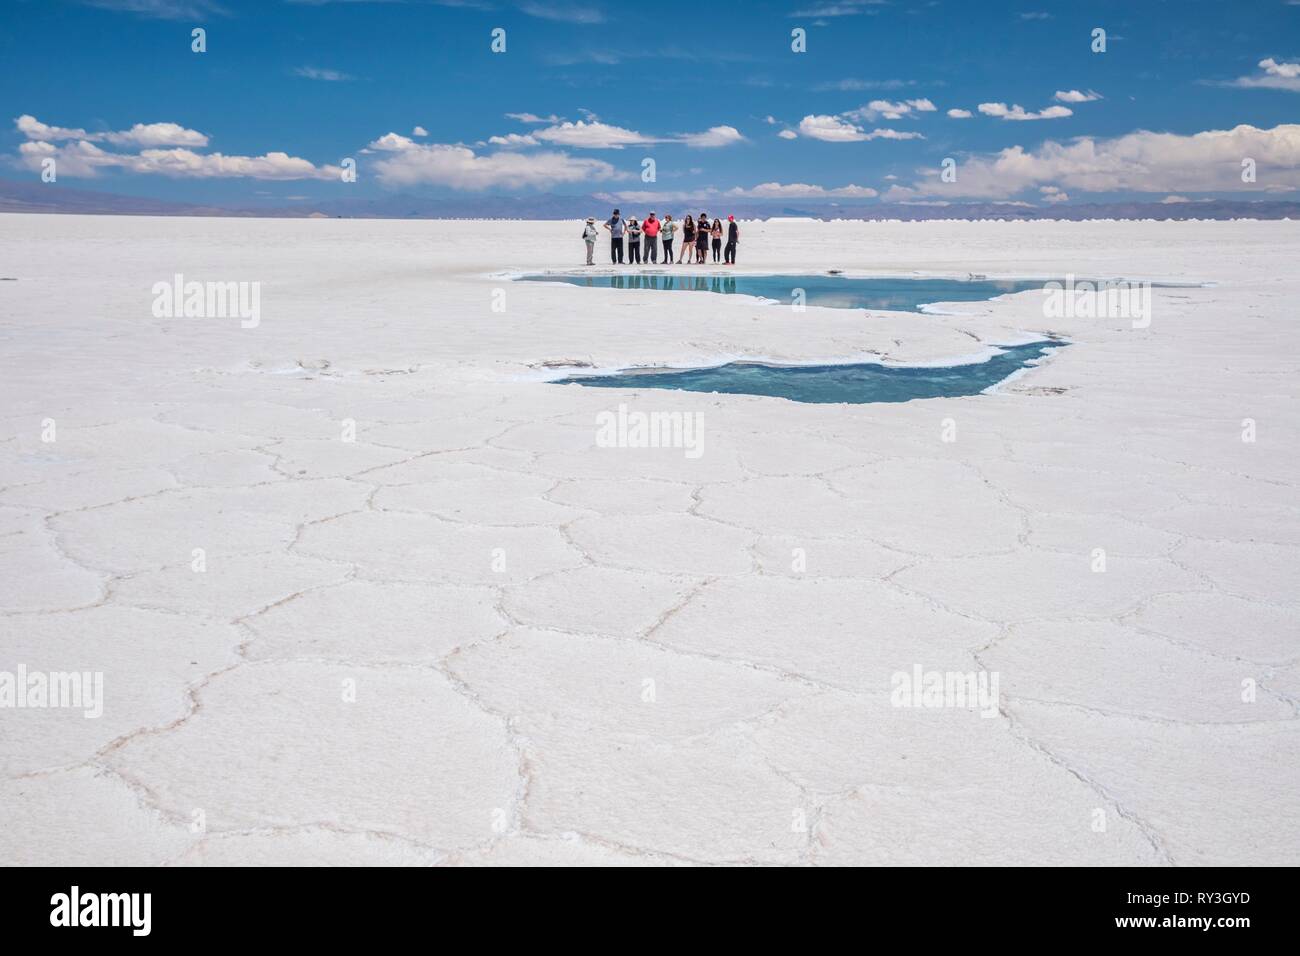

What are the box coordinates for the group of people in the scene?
[581,210,740,266]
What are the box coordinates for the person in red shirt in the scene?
[642,212,661,263]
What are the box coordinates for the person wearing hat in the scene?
[626,217,642,264]
[724,215,740,265]
[642,211,661,264]
[581,217,600,265]
[602,209,625,264]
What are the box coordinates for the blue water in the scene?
[554,340,1066,405]
[519,272,1053,312]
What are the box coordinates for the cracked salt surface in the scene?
[1,215,1297,866]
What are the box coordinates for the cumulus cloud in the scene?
[978,102,1073,121]
[845,98,936,122]
[947,108,973,119]
[528,119,745,149]
[365,135,623,189]
[101,122,210,148]
[797,114,922,142]
[778,129,798,139]
[1054,89,1102,103]
[367,132,417,152]
[1227,58,1300,92]
[14,112,343,180]
[15,115,91,140]
[886,123,1300,200]
[412,126,428,137]
[675,125,746,148]
[19,139,340,179]
[16,114,208,147]
[486,132,540,148]
[531,120,658,149]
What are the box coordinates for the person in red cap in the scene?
[724,215,740,264]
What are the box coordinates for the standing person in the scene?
[678,215,695,264]
[626,218,642,264]
[603,208,625,264]
[660,214,676,265]
[581,217,599,265]
[724,215,739,264]
[710,218,723,263]
[642,211,660,263]
[695,211,710,263]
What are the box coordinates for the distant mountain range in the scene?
[2,178,1297,222]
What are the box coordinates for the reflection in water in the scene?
[522,272,1061,313]
[554,340,1066,405]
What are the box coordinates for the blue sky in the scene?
[4,0,1299,207]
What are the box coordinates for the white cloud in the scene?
[366,137,623,189]
[293,66,353,82]
[729,181,878,199]
[868,128,925,140]
[796,114,923,142]
[778,129,798,139]
[16,114,208,147]
[1054,89,1102,103]
[798,115,867,142]
[845,98,936,121]
[19,139,340,180]
[532,120,658,149]
[101,122,210,148]
[1161,195,1192,203]
[367,132,417,152]
[1227,58,1300,92]
[947,108,973,119]
[14,113,344,180]
[676,125,746,148]
[529,119,745,149]
[487,133,540,148]
[505,112,563,124]
[1038,185,1069,203]
[886,123,1300,199]
[412,126,428,137]
[16,115,90,140]
[978,102,1073,121]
